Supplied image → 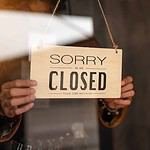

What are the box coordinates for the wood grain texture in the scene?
[100,0,150,150]
[30,46,122,98]
[0,0,54,12]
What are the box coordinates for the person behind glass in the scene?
[0,0,135,143]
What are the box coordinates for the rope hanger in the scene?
[97,0,118,52]
[47,0,119,53]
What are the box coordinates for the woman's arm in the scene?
[0,59,37,142]
[98,76,135,128]
[0,79,37,142]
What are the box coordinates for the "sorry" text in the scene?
[50,54,107,65]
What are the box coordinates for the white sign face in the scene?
[30,46,122,99]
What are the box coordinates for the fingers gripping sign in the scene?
[0,80,37,118]
[104,76,135,109]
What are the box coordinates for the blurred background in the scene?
[69,0,150,149]
[0,0,150,150]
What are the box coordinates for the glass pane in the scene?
[0,1,101,150]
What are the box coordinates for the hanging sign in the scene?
[30,46,122,99]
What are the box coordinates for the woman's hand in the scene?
[0,80,37,118]
[104,76,135,109]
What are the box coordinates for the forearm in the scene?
[0,90,21,142]
[98,99,128,128]
[0,58,31,142]
[0,114,22,142]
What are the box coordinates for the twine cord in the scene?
[45,0,61,33]
[97,0,118,52]
[43,0,118,52]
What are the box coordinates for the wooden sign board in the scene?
[30,46,122,99]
